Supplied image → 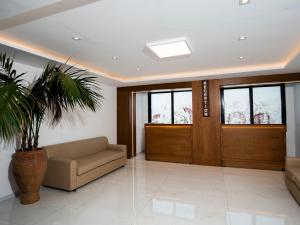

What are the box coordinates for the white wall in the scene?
[285,83,300,157]
[286,85,296,157]
[0,62,117,200]
[0,142,16,201]
[136,93,148,154]
[38,82,116,146]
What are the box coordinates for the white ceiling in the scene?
[0,0,60,20]
[0,0,300,86]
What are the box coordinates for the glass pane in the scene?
[151,93,172,123]
[253,86,282,124]
[256,215,285,225]
[174,91,192,124]
[223,88,251,124]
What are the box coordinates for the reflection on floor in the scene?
[0,154,299,225]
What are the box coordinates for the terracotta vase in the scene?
[12,149,47,205]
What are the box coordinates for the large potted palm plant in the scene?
[0,53,103,204]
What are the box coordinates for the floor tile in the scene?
[1,154,299,225]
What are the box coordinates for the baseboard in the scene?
[0,193,14,202]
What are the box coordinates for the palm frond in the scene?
[0,55,104,150]
[40,63,104,125]
[0,53,29,143]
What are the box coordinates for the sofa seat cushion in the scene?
[77,150,126,175]
[106,149,126,160]
[286,167,300,187]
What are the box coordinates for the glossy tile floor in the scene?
[0,154,300,225]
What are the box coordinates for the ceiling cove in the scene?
[0,0,299,86]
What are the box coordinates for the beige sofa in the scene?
[43,137,127,191]
[285,157,300,205]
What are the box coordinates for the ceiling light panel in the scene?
[147,39,192,59]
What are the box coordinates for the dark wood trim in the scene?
[117,89,132,158]
[131,92,136,158]
[171,92,174,124]
[220,73,300,86]
[281,84,287,124]
[148,92,151,123]
[118,81,192,92]
[220,88,225,123]
[144,123,192,126]
[249,87,254,124]
[221,124,287,128]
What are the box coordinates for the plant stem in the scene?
[21,125,27,151]
[33,116,41,149]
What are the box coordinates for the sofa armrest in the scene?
[286,157,300,168]
[43,157,77,191]
[107,144,127,154]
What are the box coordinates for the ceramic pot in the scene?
[12,149,47,204]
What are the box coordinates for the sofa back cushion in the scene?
[44,137,109,159]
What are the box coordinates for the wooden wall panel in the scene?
[119,82,192,92]
[145,124,193,164]
[220,73,300,86]
[117,82,192,159]
[117,89,135,158]
[118,73,298,168]
[192,80,221,166]
[192,81,202,164]
[130,92,136,158]
[221,125,286,170]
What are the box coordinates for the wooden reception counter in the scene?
[221,125,286,170]
[145,124,193,164]
[145,124,286,169]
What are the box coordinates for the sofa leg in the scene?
[73,189,77,192]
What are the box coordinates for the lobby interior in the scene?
[0,1,300,225]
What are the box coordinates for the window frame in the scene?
[220,84,286,125]
[148,90,192,124]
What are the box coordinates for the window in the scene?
[150,93,172,123]
[223,88,251,124]
[253,86,282,124]
[174,92,192,124]
[149,91,192,124]
[221,85,285,125]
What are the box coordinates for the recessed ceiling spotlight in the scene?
[112,56,119,60]
[146,39,192,59]
[136,67,141,71]
[239,0,250,5]
[239,56,245,60]
[238,36,247,41]
[72,36,81,41]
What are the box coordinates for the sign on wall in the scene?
[202,80,209,117]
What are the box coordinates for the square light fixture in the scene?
[239,0,250,5]
[146,39,192,59]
